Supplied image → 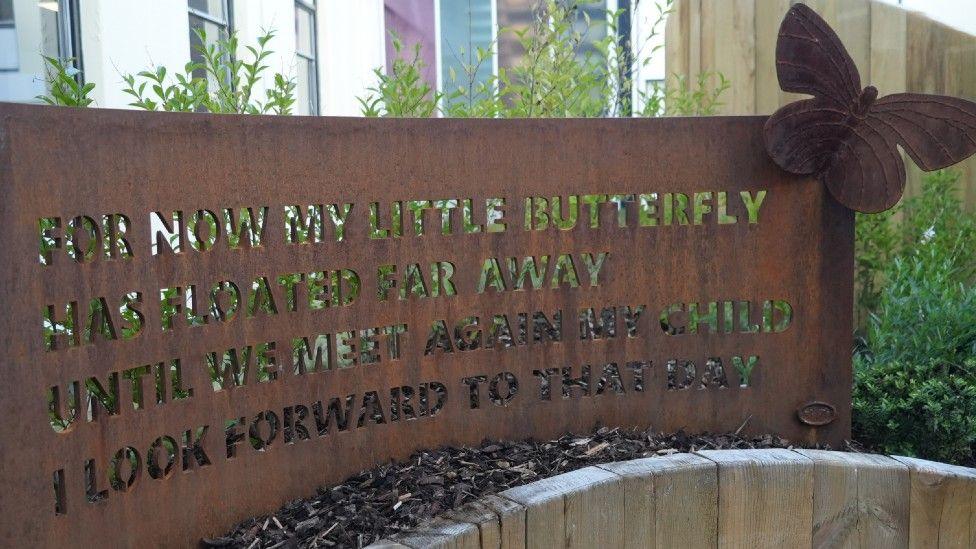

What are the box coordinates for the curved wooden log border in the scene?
[369,449,976,548]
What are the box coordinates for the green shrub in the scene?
[856,170,976,326]
[38,29,295,114]
[853,169,976,464]
[640,71,730,116]
[359,34,441,117]
[123,28,295,114]
[854,354,976,464]
[861,250,976,366]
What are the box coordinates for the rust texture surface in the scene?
[764,3,976,214]
[0,103,852,547]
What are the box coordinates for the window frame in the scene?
[187,0,232,30]
[0,0,15,73]
[0,1,83,77]
[295,0,320,115]
[187,0,233,91]
[435,0,499,111]
[0,0,13,26]
[60,0,84,78]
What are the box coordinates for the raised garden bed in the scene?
[209,427,844,548]
[370,449,976,548]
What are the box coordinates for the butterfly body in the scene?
[764,4,976,213]
[853,87,877,119]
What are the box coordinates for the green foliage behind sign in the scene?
[854,170,976,464]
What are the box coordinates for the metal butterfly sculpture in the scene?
[764,3,976,213]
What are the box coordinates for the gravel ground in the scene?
[207,426,856,548]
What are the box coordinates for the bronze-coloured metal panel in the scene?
[0,103,852,547]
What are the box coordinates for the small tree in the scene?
[359,0,730,119]
[122,29,296,114]
[36,56,95,107]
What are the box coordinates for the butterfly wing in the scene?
[764,98,852,175]
[821,122,906,213]
[775,3,862,107]
[763,97,903,212]
[868,94,976,171]
[765,3,867,186]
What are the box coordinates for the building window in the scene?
[188,0,231,87]
[40,0,82,66]
[496,0,534,74]
[438,0,496,108]
[569,0,608,62]
[0,0,16,72]
[295,0,319,115]
[0,0,82,102]
[384,0,437,92]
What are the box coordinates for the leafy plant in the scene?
[491,0,611,118]
[853,169,976,464]
[359,34,441,117]
[122,29,296,114]
[855,169,976,328]
[36,56,95,107]
[640,71,730,116]
[359,0,728,119]
[854,354,976,464]
[442,32,501,118]
[861,249,976,367]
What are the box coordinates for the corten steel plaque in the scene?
[0,103,852,547]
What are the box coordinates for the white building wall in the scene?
[232,0,296,107]
[73,0,387,115]
[80,0,190,109]
[0,0,58,102]
[318,0,386,116]
[12,0,44,75]
[631,0,667,114]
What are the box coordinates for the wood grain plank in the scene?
[444,499,504,549]
[666,0,689,91]
[868,0,907,93]
[730,0,758,114]
[697,449,814,548]
[755,0,793,114]
[689,0,703,79]
[940,24,976,209]
[893,456,976,549]
[563,468,624,548]
[834,0,871,80]
[369,541,412,549]
[500,466,620,549]
[483,495,527,549]
[903,10,976,207]
[598,453,718,549]
[704,0,728,114]
[795,450,909,548]
[395,517,482,549]
[370,452,976,549]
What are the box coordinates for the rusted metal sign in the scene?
[0,103,852,546]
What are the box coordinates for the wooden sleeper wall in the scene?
[369,449,976,548]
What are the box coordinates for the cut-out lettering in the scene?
[39,213,133,265]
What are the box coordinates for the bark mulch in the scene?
[207,426,855,548]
